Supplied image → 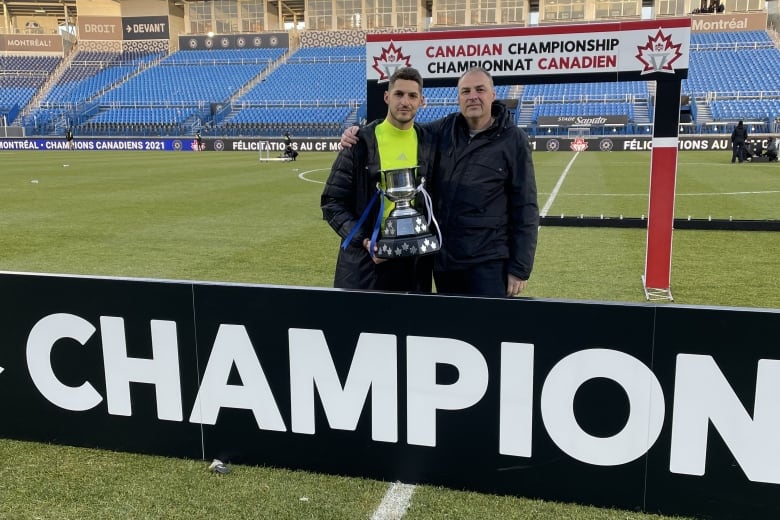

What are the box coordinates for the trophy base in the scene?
[375,234,440,258]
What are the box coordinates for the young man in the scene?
[340,67,539,298]
[65,128,74,150]
[321,67,435,291]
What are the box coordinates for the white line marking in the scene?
[540,151,580,217]
[371,482,415,520]
[298,168,328,184]
[549,190,780,197]
[681,190,780,196]
[680,162,751,166]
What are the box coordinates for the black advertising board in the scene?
[0,271,778,519]
[0,273,201,457]
[122,16,170,41]
[178,33,289,51]
[0,136,761,153]
[537,115,630,127]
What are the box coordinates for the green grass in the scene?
[537,151,780,220]
[0,438,692,520]
[0,440,385,520]
[0,151,335,285]
[0,148,778,519]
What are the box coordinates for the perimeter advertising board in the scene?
[1,135,771,152]
[0,271,777,520]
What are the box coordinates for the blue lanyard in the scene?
[341,186,385,253]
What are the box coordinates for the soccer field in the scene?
[1,149,778,307]
[0,149,778,520]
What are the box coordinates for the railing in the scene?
[698,90,780,100]
[690,41,776,51]
[286,55,365,63]
[213,103,233,125]
[422,97,457,105]
[235,99,363,109]
[160,58,275,66]
[529,93,641,104]
[0,70,50,78]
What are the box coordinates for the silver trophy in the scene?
[375,166,440,259]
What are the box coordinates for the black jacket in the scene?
[425,102,539,280]
[731,125,748,144]
[321,120,435,289]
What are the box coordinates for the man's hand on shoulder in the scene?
[340,126,360,148]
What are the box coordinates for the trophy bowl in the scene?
[375,166,439,259]
[384,168,418,210]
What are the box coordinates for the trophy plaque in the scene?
[375,166,440,259]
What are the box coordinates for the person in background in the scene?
[195,130,203,151]
[283,132,298,161]
[65,127,74,150]
[731,121,748,163]
[340,67,539,298]
[321,67,435,292]
[766,136,778,162]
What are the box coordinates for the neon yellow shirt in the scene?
[376,120,418,222]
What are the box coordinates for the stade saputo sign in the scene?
[16,311,780,485]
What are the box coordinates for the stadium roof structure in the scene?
[1,0,308,27]
[261,0,306,24]
[1,0,77,23]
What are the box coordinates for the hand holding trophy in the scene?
[374,166,440,258]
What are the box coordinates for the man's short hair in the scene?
[459,66,494,88]
[388,67,423,91]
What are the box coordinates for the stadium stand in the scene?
[0,56,61,126]
[219,45,364,136]
[518,82,649,136]
[685,30,780,134]
[5,28,780,138]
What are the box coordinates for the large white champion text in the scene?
[24,313,780,484]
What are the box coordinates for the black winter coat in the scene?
[425,102,539,280]
[731,125,748,144]
[321,120,435,289]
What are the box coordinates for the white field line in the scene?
[540,151,580,217]
[543,190,780,197]
[298,168,328,184]
[370,482,415,520]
